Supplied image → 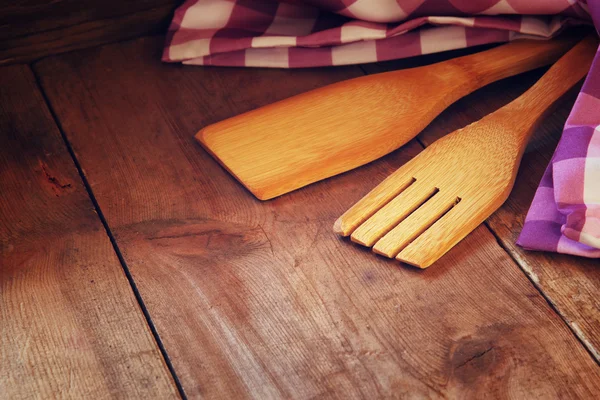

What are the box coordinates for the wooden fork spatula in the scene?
[334,35,598,269]
[197,36,580,200]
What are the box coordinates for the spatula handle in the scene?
[504,35,597,144]
[449,33,583,90]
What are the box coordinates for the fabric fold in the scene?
[163,0,588,67]
[518,38,600,256]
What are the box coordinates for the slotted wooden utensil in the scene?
[197,36,580,200]
[334,35,597,269]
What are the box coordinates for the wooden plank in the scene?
[0,64,179,399]
[35,36,600,398]
[366,51,600,359]
[0,0,178,65]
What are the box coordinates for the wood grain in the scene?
[0,64,178,399]
[367,38,600,362]
[34,36,600,398]
[0,0,179,65]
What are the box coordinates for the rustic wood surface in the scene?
[32,35,600,398]
[0,0,179,65]
[0,64,179,399]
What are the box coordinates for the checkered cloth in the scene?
[517,28,600,256]
[163,0,600,257]
[163,0,590,67]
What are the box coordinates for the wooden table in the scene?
[2,35,600,399]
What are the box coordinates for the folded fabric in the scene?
[518,2,600,257]
[163,0,600,257]
[163,0,589,67]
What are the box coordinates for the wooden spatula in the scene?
[197,36,579,200]
[334,35,597,269]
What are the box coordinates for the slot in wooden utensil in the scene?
[334,35,598,269]
[197,35,580,200]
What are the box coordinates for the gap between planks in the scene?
[28,63,189,400]
[32,35,600,397]
[27,39,599,396]
[485,224,600,365]
[31,53,599,373]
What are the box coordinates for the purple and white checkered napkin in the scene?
[518,5,600,257]
[163,0,600,257]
